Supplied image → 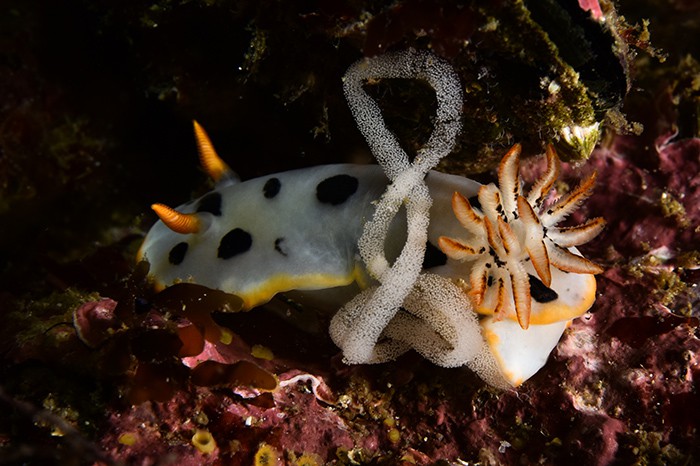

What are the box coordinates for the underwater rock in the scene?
[73,298,120,348]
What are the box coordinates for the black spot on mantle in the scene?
[169,242,189,265]
[218,228,252,259]
[528,274,558,303]
[316,174,358,206]
[274,237,287,256]
[263,177,281,199]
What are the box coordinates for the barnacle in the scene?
[191,429,217,454]
[438,144,605,329]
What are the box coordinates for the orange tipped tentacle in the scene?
[492,276,508,321]
[527,240,551,287]
[497,144,522,220]
[152,203,201,234]
[517,196,552,286]
[468,262,488,307]
[509,260,531,329]
[483,216,504,256]
[542,171,597,225]
[437,236,479,261]
[547,217,606,247]
[546,239,605,275]
[451,191,484,234]
[193,120,234,183]
[479,184,507,224]
[527,145,561,209]
[496,216,519,256]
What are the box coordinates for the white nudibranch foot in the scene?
[139,49,604,389]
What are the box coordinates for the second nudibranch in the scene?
[139,122,604,387]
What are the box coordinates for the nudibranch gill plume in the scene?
[438,144,605,330]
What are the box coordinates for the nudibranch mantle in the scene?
[139,50,604,388]
[139,161,481,310]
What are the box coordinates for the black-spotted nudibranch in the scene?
[139,121,483,311]
[139,50,605,388]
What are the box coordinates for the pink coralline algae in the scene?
[578,0,604,21]
[550,135,700,463]
[96,324,361,464]
[582,135,700,258]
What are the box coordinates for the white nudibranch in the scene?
[139,49,604,388]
